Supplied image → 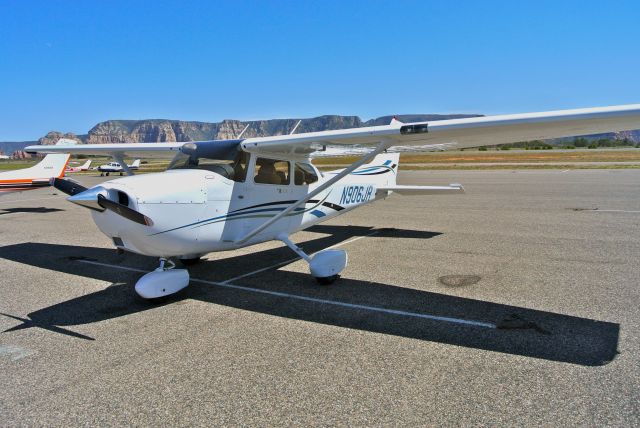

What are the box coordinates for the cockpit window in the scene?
[169,151,248,183]
[294,162,319,185]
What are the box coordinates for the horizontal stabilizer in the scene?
[378,184,464,195]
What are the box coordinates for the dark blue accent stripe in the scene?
[150,194,334,236]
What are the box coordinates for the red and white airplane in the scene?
[65,159,92,173]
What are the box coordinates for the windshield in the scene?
[169,151,248,182]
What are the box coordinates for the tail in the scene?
[130,159,141,168]
[352,152,400,186]
[30,153,71,179]
[0,153,70,187]
[80,159,91,170]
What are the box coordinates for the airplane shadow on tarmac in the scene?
[0,207,64,215]
[0,225,619,366]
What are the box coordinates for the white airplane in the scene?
[0,139,73,194]
[26,104,640,300]
[97,159,140,176]
[0,154,10,160]
[65,159,92,173]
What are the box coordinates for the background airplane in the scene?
[65,159,91,173]
[0,153,70,193]
[97,159,140,176]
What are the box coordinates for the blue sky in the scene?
[1,0,639,140]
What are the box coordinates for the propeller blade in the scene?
[51,178,88,196]
[97,195,153,226]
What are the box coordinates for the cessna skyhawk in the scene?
[26,104,640,299]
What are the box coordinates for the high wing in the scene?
[240,104,640,157]
[25,104,640,159]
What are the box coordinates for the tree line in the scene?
[474,137,639,151]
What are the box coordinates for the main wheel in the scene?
[315,275,339,285]
[106,172,110,176]
[119,172,123,176]
[180,257,202,266]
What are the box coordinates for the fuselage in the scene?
[87,155,398,258]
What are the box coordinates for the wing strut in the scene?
[112,154,134,176]
[235,140,390,244]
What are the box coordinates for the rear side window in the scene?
[294,162,319,185]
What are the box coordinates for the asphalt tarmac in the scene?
[0,169,638,426]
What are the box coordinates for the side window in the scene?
[294,162,319,185]
[254,158,290,185]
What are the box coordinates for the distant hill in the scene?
[79,114,485,145]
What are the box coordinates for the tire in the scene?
[180,257,202,266]
[106,172,110,176]
[315,275,339,285]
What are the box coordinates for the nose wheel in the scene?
[135,258,190,299]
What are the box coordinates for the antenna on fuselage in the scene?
[289,119,302,135]
[236,123,250,139]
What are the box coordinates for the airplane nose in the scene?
[68,185,153,226]
[67,186,108,211]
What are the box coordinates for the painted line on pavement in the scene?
[76,258,496,329]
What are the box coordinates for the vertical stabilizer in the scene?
[28,153,71,179]
[351,153,400,186]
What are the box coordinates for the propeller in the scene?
[97,194,154,226]
[51,177,88,196]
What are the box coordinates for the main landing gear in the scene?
[133,237,346,299]
[277,233,347,285]
[135,258,190,299]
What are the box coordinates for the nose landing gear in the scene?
[135,258,190,299]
